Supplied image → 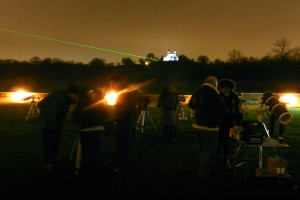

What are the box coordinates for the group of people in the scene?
[188,76,243,180]
[188,76,285,180]
[37,74,284,183]
[37,75,142,183]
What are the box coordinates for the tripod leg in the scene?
[26,102,40,121]
[68,135,79,162]
[139,110,145,134]
[177,105,188,120]
[137,112,142,125]
[26,104,34,121]
[181,106,188,120]
[146,110,157,132]
[136,111,144,133]
[33,103,40,114]
[75,136,82,175]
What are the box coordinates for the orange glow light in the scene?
[105,91,118,105]
[279,94,298,107]
[11,90,33,102]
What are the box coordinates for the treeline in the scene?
[1,38,300,93]
[0,56,300,94]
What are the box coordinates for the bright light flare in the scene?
[279,94,298,107]
[83,79,155,110]
[105,91,118,105]
[11,90,33,102]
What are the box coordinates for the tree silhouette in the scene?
[197,55,210,65]
[272,38,293,61]
[121,57,135,65]
[227,49,244,63]
[89,58,107,67]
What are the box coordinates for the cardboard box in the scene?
[267,157,287,175]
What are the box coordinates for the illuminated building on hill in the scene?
[163,50,179,61]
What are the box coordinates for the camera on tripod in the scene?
[139,94,151,110]
[24,95,40,121]
[23,95,39,101]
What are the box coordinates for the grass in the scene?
[0,102,299,198]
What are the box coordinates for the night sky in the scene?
[1,0,300,64]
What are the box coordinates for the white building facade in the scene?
[163,51,179,61]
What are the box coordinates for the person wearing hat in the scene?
[217,79,243,170]
[38,83,80,171]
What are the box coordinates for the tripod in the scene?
[25,97,40,121]
[136,108,157,137]
[176,104,189,120]
[68,135,82,175]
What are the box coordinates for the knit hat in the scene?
[218,79,236,90]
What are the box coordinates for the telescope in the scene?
[23,95,37,101]
[257,91,293,125]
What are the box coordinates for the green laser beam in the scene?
[0,27,159,61]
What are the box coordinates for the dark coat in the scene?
[220,91,243,128]
[114,90,140,126]
[73,91,108,129]
[157,87,179,126]
[188,83,227,129]
[38,90,75,129]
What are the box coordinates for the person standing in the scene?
[217,79,243,169]
[188,76,227,180]
[73,86,109,183]
[38,83,80,170]
[157,85,179,142]
[109,75,140,173]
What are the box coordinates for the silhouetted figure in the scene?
[73,86,109,183]
[217,79,243,169]
[109,75,140,173]
[38,84,80,171]
[157,85,179,142]
[188,76,227,180]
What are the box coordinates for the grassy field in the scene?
[0,102,299,198]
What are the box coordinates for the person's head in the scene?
[160,85,175,96]
[205,76,218,88]
[67,83,80,104]
[169,86,177,93]
[218,79,236,96]
[109,75,124,90]
[78,86,93,101]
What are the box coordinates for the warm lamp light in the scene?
[280,94,298,107]
[105,91,118,105]
[11,90,33,102]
